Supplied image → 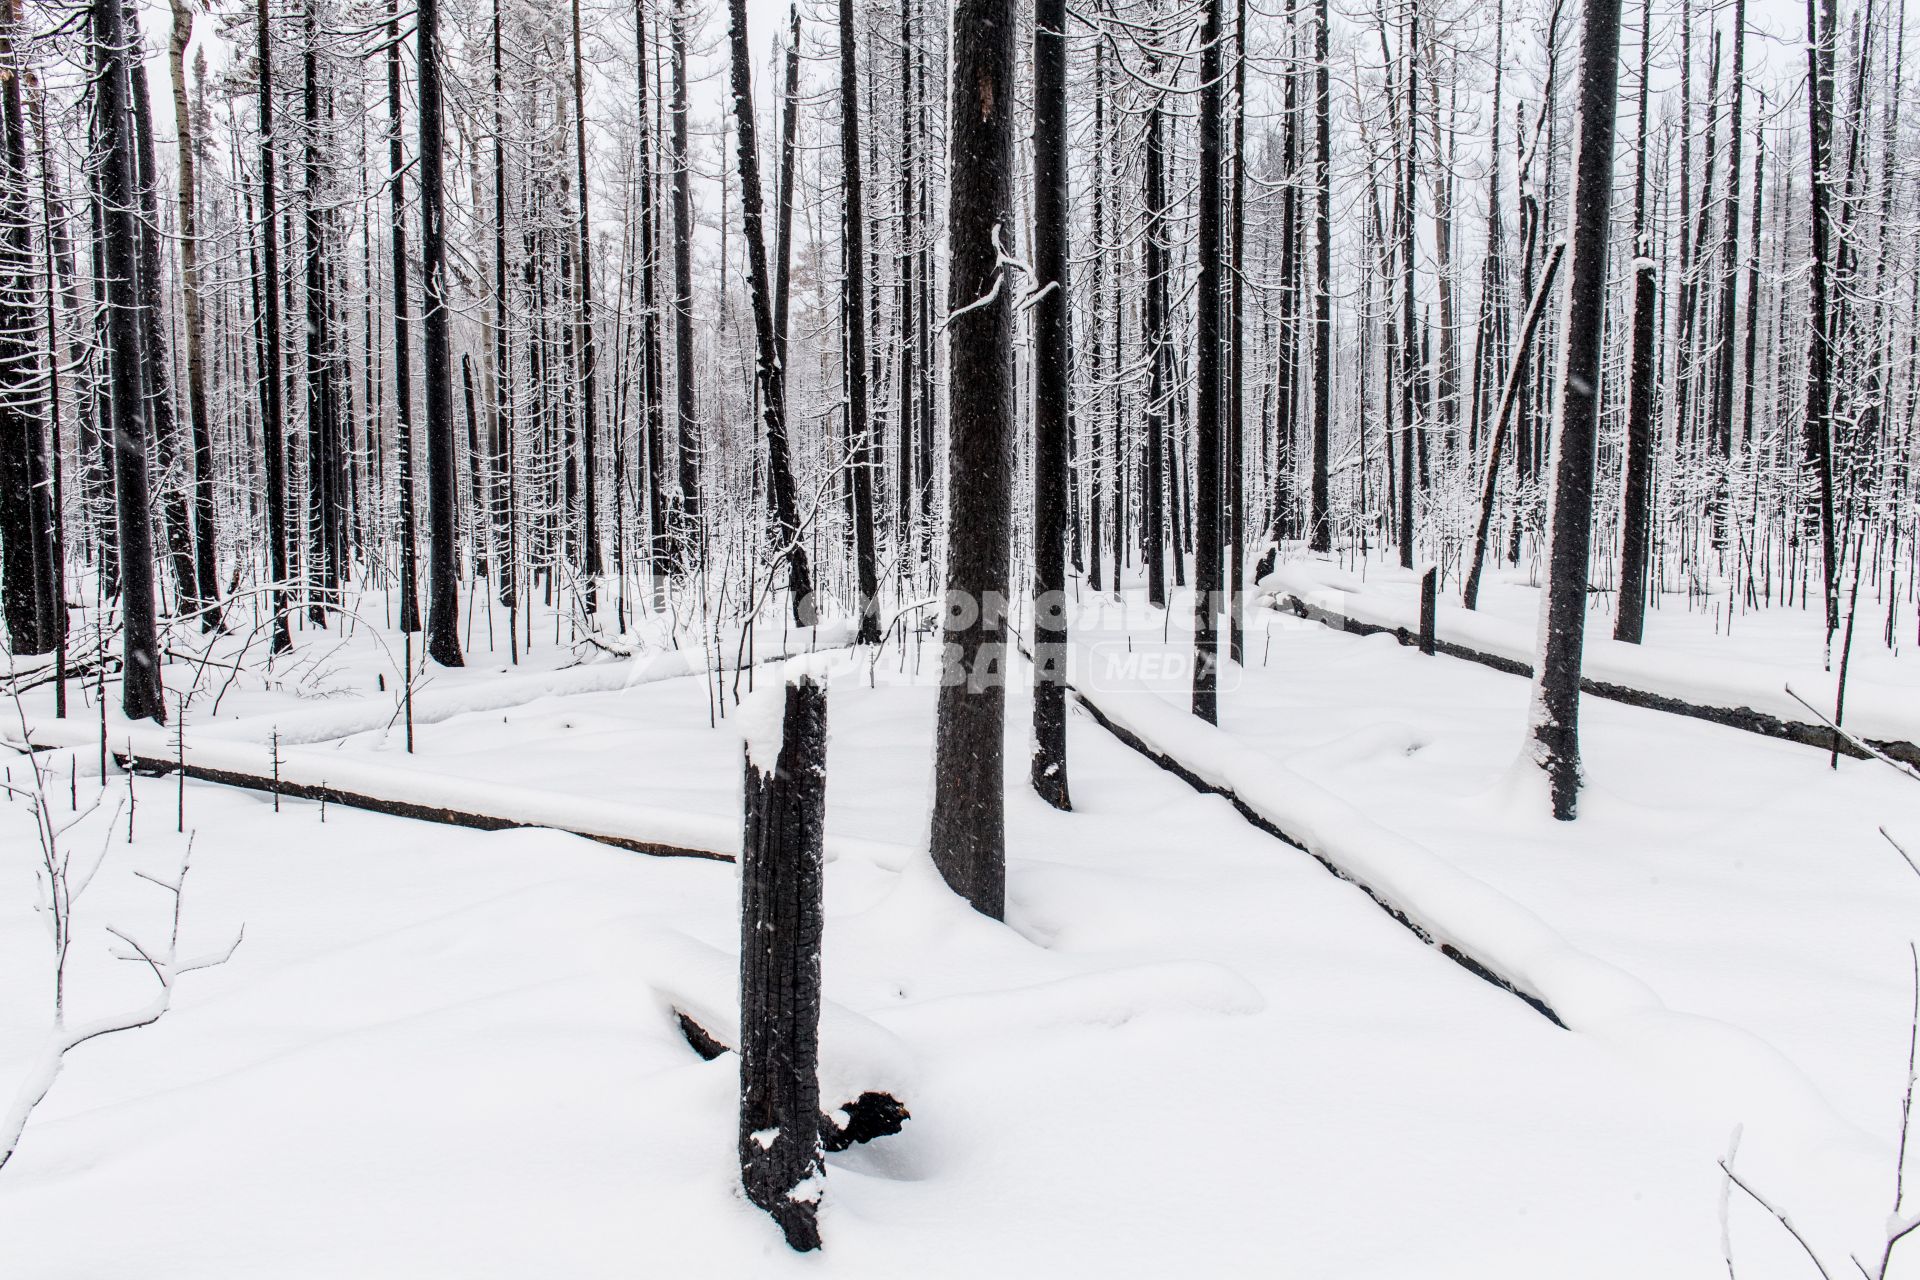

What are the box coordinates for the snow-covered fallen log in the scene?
[1261,562,1920,767]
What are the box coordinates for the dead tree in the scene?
[255,0,292,654]
[725,0,816,626]
[1030,0,1071,806]
[387,0,419,632]
[1191,0,1225,723]
[738,669,828,1253]
[1614,0,1657,644]
[1529,0,1623,819]
[418,0,462,667]
[91,0,166,722]
[0,0,56,656]
[837,0,881,645]
[167,0,220,632]
[929,0,1015,919]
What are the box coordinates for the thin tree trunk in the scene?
[1030,0,1070,805]
[167,0,220,631]
[418,0,462,666]
[1192,0,1225,723]
[837,0,882,645]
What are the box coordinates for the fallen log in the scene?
[1269,591,1920,769]
[1064,686,1565,1028]
[117,749,731,861]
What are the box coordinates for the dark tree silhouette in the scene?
[930,0,1015,919]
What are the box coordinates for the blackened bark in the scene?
[739,673,828,1253]
[128,19,201,622]
[93,0,165,721]
[1615,0,1657,644]
[256,0,291,654]
[1030,0,1070,806]
[725,0,816,626]
[167,0,220,632]
[773,4,800,377]
[1308,0,1332,555]
[635,0,668,574]
[837,0,882,646]
[0,0,55,655]
[301,0,342,621]
[1530,0,1622,820]
[1191,0,1224,724]
[1803,0,1839,638]
[491,0,515,613]
[929,0,1014,919]
[388,0,419,632]
[569,0,601,610]
[1708,0,1746,461]
[670,0,699,558]
[418,0,462,666]
[1142,78,1168,610]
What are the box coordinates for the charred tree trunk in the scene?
[929,0,1015,919]
[738,670,828,1253]
[1615,0,1657,644]
[1803,0,1839,639]
[635,0,668,575]
[256,0,291,653]
[1142,78,1168,610]
[128,14,200,623]
[569,0,601,612]
[418,0,462,666]
[725,0,815,626]
[0,0,55,656]
[167,0,220,632]
[1192,0,1225,724]
[1308,0,1332,555]
[1529,0,1622,820]
[670,0,699,560]
[490,0,515,616]
[92,0,166,722]
[388,0,419,632]
[1030,0,1071,806]
[837,0,882,645]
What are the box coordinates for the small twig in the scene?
[1720,1159,1836,1280]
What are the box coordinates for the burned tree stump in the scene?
[738,671,828,1252]
[1419,568,1438,657]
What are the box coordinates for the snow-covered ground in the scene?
[3,566,1918,1276]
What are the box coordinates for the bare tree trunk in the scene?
[92,0,165,721]
[1529,0,1623,819]
[167,0,220,631]
[569,0,601,612]
[670,0,699,560]
[1615,0,1657,643]
[1803,0,1840,640]
[387,0,419,632]
[1308,0,1332,553]
[256,0,291,654]
[929,0,1014,919]
[837,0,881,645]
[635,0,667,576]
[1142,70,1168,610]
[418,0,462,666]
[725,0,816,626]
[0,0,56,656]
[1029,0,1071,807]
[1191,0,1224,724]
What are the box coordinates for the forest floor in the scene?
[2,553,1918,1277]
